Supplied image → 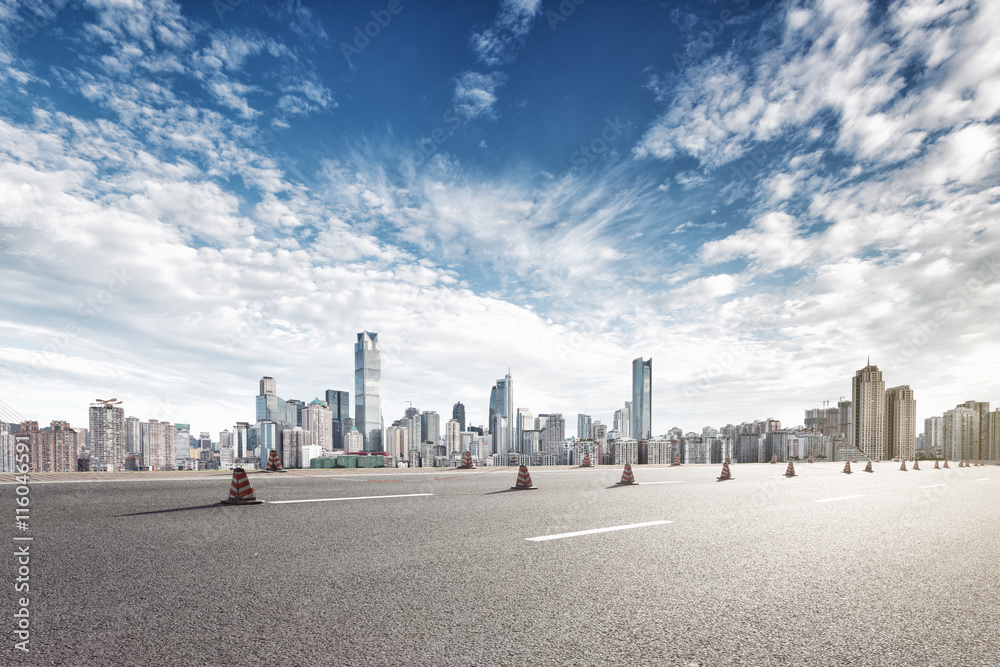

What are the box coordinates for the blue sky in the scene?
[0,0,998,438]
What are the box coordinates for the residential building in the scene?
[89,400,125,471]
[885,385,916,460]
[852,361,886,461]
[445,419,461,458]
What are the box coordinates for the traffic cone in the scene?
[807,454,814,463]
[852,456,858,463]
[978,460,984,467]
[784,461,797,477]
[843,461,852,474]
[717,461,734,481]
[934,460,940,469]
[265,449,286,472]
[770,454,777,464]
[458,451,475,469]
[900,460,908,471]
[579,452,593,467]
[617,464,638,485]
[511,464,537,490]
[725,455,731,465]
[959,460,965,468]
[943,459,950,468]
[863,460,873,473]
[221,467,263,505]
[912,460,920,470]
[671,453,681,466]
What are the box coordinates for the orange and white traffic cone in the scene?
[717,461,734,481]
[978,460,984,467]
[784,461,797,477]
[863,460,873,473]
[671,453,681,466]
[943,459,950,468]
[934,460,940,469]
[617,464,638,485]
[221,467,263,505]
[725,455,731,465]
[843,461,852,474]
[770,454,777,464]
[459,450,476,469]
[580,452,592,467]
[912,460,920,470]
[511,464,537,490]
[266,449,286,472]
[959,460,965,468]
[807,454,814,463]
[900,460,908,471]
[852,456,858,463]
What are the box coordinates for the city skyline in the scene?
[1,1,998,438]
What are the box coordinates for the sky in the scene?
[0,0,998,439]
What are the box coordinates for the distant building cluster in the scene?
[2,346,997,474]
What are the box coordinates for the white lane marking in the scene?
[814,495,865,503]
[269,493,434,504]
[637,481,683,485]
[920,484,946,489]
[526,520,673,542]
[974,478,990,482]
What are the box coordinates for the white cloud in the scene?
[453,71,504,121]
[470,0,541,67]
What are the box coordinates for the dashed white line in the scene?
[814,495,865,503]
[637,481,684,485]
[920,484,946,489]
[269,493,434,504]
[974,478,990,482]
[526,520,673,542]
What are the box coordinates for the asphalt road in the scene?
[3,462,998,666]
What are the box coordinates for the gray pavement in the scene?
[3,462,998,666]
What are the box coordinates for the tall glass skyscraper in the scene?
[325,389,350,450]
[354,331,383,451]
[490,371,513,454]
[631,358,652,440]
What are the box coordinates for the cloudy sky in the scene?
[0,0,998,438]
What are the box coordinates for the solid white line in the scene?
[526,520,673,542]
[814,495,865,503]
[637,481,683,485]
[269,493,434,504]
[974,478,990,482]
[920,484,946,489]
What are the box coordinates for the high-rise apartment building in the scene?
[942,406,976,461]
[852,361,885,460]
[174,423,191,466]
[923,416,943,455]
[140,419,174,470]
[631,358,652,440]
[354,331,383,451]
[445,419,461,458]
[577,414,592,440]
[125,416,140,454]
[543,413,565,450]
[304,398,333,450]
[89,400,126,471]
[614,403,631,439]
[452,402,466,432]
[234,421,250,459]
[885,385,916,460]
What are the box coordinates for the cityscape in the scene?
[1,0,998,665]
[2,331,996,473]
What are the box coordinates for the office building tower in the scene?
[260,376,277,396]
[198,431,212,451]
[577,414,592,440]
[89,400,126,471]
[284,399,305,429]
[614,403,631,439]
[254,420,284,469]
[421,411,440,446]
[219,429,232,454]
[445,419,461,458]
[256,376,287,423]
[593,421,608,445]
[517,408,533,452]
[885,385,916,461]
[852,361,886,460]
[234,422,250,459]
[453,402,466,432]
[490,371,514,454]
[631,358,652,440]
[326,390,350,449]
[355,331,383,451]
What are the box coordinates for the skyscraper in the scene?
[852,360,886,460]
[445,419,461,458]
[304,398,333,450]
[256,376,286,423]
[490,371,514,454]
[885,385,916,461]
[452,401,466,432]
[421,410,440,446]
[354,331,383,451]
[325,389,350,450]
[577,413,592,440]
[631,358,652,440]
